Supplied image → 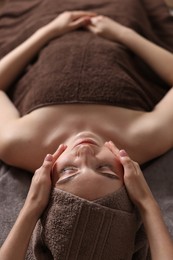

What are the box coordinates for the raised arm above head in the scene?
[0,11,96,92]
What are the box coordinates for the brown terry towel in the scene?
[26,187,149,260]
[0,0,173,115]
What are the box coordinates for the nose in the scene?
[76,144,95,157]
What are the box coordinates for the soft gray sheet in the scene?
[143,150,173,237]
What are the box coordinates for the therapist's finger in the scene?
[105,141,120,156]
[52,144,67,162]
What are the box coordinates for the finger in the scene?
[71,11,97,20]
[34,154,54,179]
[41,154,54,170]
[119,150,137,177]
[86,24,97,33]
[70,16,92,29]
[105,141,120,156]
[90,16,99,25]
[52,144,67,162]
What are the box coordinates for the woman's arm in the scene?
[87,16,173,86]
[0,11,95,91]
[0,90,19,122]
[106,142,173,260]
[0,145,66,260]
[120,29,173,86]
[0,11,96,170]
[87,16,173,162]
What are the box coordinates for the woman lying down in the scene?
[0,141,173,259]
[0,3,173,260]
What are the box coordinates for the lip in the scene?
[73,139,98,148]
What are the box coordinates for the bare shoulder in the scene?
[127,105,173,164]
[0,108,59,172]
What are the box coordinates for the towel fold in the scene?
[26,187,149,260]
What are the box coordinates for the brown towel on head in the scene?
[0,0,173,115]
[26,187,149,260]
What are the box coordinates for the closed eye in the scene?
[98,165,114,173]
[61,166,78,174]
[98,165,119,178]
[56,164,119,185]
[101,172,119,179]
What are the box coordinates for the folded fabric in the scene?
[26,187,149,260]
[0,0,173,115]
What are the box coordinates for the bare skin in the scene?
[0,11,173,172]
[0,142,173,260]
[52,133,124,200]
[0,8,173,260]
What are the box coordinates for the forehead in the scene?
[55,169,123,200]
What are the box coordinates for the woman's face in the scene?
[52,132,124,200]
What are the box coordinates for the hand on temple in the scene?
[107,142,173,259]
[105,141,155,209]
[23,144,67,218]
[118,149,155,208]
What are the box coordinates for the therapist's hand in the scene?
[105,141,155,209]
[23,144,67,218]
[119,149,155,208]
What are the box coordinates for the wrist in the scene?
[36,25,58,44]
[22,205,39,220]
[41,23,62,40]
[119,27,135,45]
[137,197,160,216]
[22,201,43,221]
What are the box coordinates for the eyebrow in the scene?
[56,171,119,185]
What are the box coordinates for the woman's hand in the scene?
[46,11,96,39]
[87,15,128,42]
[23,144,67,218]
[105,141,155,209]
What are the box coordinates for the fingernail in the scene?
[45,154,53,162]
[60,144,67,148]
[59,144,65,149]
[119,150,128,157]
